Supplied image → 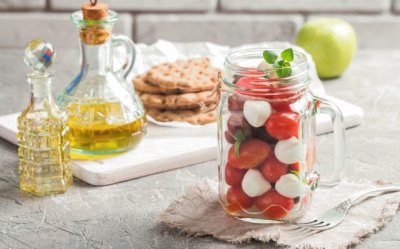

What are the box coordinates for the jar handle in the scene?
[313,94,346,187]
[111,34,136,80]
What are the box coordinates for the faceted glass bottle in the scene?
[18,73,72,196]
[57,10,147,159]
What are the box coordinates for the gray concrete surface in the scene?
[0,49,399,249]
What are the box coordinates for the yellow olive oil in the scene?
[18,108,73,196]
[66,100,146,159]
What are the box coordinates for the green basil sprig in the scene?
[262,48,294,78]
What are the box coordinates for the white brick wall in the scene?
[51,0,217,12]
[136,14,303,46]
[309,15,400,49]
[0,0,45,10]
[220,0,391,13]
[0,0,399,48]
[0,13,132,49]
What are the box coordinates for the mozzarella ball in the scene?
[243,100,272,127]
[274,136,306,164]
[275,174,306,198]
[241,169,271,197]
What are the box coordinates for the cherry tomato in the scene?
[290,162,301,171]
[225,164,246,186]
[228,139,271,169]
[224,131,235,144]
[228,94,246,111]
[254,189,294,219]
[227,114,252,138]
[235,76,272,97]
[265,112,299,140]
[226,187,254,212]
[271,101,292,112]
[260,153,288,183]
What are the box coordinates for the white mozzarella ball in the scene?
[243,100,272,127]
[241,169,271,197]
[274,136,306,164]
[275,174,306,198]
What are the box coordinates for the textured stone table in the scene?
[0,49,399,249]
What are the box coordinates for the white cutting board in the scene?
[0,96,363,186]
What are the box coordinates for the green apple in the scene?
[295,18,357,79]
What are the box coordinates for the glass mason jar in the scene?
[217,47,346,223]
[57,10,147,159]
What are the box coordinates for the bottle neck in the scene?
[28,75,53,106]
[80,39,113,76]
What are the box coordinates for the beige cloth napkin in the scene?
[159,179,400,249]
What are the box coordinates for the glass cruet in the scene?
[18,39,72,196]
[57,9,147,160]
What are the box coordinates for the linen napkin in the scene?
[159,179,400,249]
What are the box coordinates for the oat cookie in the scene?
[137,90,218,110]
[144,57,220,92]
[147,108,217,125]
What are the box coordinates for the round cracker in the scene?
[147,108,217,125]
[144,58,220,92]
[133,75,200,94]
[137,90,218,110]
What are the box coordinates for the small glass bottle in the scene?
[18,39,72,196]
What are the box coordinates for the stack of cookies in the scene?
[133,58,221,125]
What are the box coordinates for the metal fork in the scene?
[292,185,400,232]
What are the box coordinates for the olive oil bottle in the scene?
[18,39,72,196]
[57,4,147,159]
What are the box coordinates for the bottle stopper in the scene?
[24,39,55,73]
[82,0,108,20]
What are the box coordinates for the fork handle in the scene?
[349,185,400,204]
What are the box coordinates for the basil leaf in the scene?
[276,66,292,78]
[234,130,246,142]
[234,141,241,157]
[263,50,278,64]
[273,60,284,68]
[233,130,246,157]
[281,48,294,62]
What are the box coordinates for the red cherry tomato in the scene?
[227,114,252,138]
[228,94,246,111]
[226,187,254,212]
[290,162,301,171]
[228,139,271,169]
[265,112,299,140]
[225,164,246,187]
[260,153,288,183]
[224,131,235,144]
[255,189,294,219]
[271,101,292,112]
[235,76,272,97]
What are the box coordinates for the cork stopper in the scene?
[79,1,111,45]
[81,1,108,21]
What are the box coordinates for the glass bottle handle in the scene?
[313,94,346,187]
[111,34,136,80]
